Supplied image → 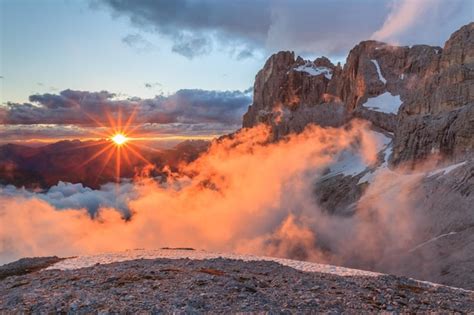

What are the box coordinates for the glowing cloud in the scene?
[371,0,429,43]
[0,121,405,265]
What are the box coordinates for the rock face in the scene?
[242,52,346,140]
[243,22,474,167]
[0,140,209,189]
[393,23,474,166]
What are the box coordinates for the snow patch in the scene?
[320,150,369,179]
[371,59,386,84]
[323,131,391,180]
[427,161,467,178]
[357,170,375,185]
[293,62,332,79]
[362,92,402,114]
[47,248,381,277]
[357,144,392,185]
[408,232,458,253]
[373,131,392,148]
[359,159,467,185]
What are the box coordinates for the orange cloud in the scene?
[0,120,430,271]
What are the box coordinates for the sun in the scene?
[75,108,153,184]
[112,133,128,146]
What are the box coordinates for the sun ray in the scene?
[126,143,153,166]
[106,111,118,134]
[121,146,133,169]
[76,143,114,170]
[131,142,164,153]
[124,123,144,137]
[60,140,108,153]
[123,106,138,131]
[115,146,121,182]
[117,108,123,133]
[80,107,159,184]
[83,111,109,130]
[94,145,116,184]
[85,128,112,139]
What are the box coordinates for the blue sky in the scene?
[3,0,472,104]
[1,0,262,103]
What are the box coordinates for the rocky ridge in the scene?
[1,253,473,313]
[243,22,473,167]
[242,22,474,291]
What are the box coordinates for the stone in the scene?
[242,22,473,167]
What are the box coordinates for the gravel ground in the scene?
[1,257,473,313]
[0,256,64,280]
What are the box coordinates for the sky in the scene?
[0,0,472,144]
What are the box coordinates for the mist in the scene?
[0,121,430,269]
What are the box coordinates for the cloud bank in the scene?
[2,89,251,125]
[100,0,473,59]
[0,121,427,271]
[122,33,156,52]
[1,181,136,217]
[0,88,252,140]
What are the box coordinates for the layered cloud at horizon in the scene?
[100,0,473,59]
[0,88,252,142]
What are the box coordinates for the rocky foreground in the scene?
[0,253,473,313]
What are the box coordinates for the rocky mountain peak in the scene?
[243,22,473,167]
[441,22,474,69]
[314,56,335,69]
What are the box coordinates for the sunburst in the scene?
[112,134,128,146]
[74,108,153,184]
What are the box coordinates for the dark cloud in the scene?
[236,49,254,60]
[1,88,252,127]
[165,89,251,124]
[171,34,212,59]
[99,0,271,59]
[243,87,253,94]
[28,90,115,110]
[100,0,473,59]
[144,82,162,89]
[122,33,155,52]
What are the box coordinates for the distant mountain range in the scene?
[0,139,209,189]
